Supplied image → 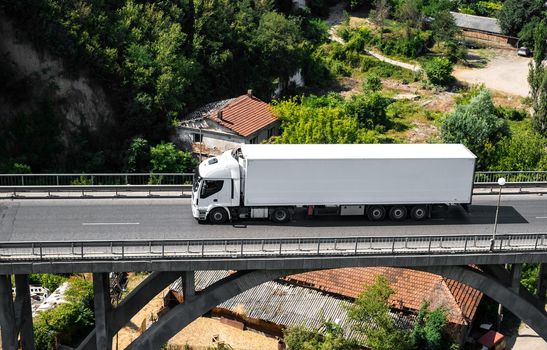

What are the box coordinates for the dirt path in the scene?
[454,50,531,97]
[326,3,421,72]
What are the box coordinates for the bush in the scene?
[363,74,383,92]
[495,106,528,121]
[441,89,510,169]
[344,93,391,129]
[150,142,197,173]
[423,57,453,86]
[492,129,546,171]
[28,274,68,292]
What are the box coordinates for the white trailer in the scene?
[191,144,476,223]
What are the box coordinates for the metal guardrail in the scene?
[474,171,547,184]
[0,171,545,196]
[0,234,545,262]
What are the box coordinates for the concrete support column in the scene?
[93,273,113,350]
[0,275,16,350]
[14,275,34,350]
[182,271,195,301]
[510,264,522,293]
[537,263,547,304]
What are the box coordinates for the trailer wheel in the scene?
[389,206,407,221]
[208,208,228,224]
[367,205,386,221]
[410,205,427,221]
[271,208,290,223]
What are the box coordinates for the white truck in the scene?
[191,144,476,223]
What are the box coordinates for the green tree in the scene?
[28,274,67,292]
[397,0,423,38]
[150,142,197,173]
[423,57,453,86]
[528,20,547,134]
[431,10,466,62]
[253,11,305,91]
[347,276,411,350]
[492,130,546,171]
[272,98,385,144]
[441,88,510,169]
[33,278,94,349]
[411,302,452,350]
[344,93,391,129]
[497,0,544,36]
[370,0,391,43]
[283,320,357,350]
[126,137,150,173]
[521,263,540,294]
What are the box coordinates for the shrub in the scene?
[441,89,510,169]
[363,74,383,92]
[423,57,453,86]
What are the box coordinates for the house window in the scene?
[249,136,258,144]
[267,127,275,138]
[194,133,203,142]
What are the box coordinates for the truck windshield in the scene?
[192,169,201,192]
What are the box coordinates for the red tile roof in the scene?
[205,94,278,137]
[285,267,482,325]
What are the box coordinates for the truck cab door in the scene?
[199,179,232,208]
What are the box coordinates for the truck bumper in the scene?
[191,204,207,221]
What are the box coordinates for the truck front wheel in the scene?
[367,205,386,221]
[208,208,228,224]
[271,208,290,223]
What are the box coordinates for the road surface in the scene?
[0,194,545,242]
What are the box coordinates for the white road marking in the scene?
[535,216,547,219]
[82,222,140,226]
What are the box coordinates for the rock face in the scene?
[0,13,114,145]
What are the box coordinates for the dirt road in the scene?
[454,50,531,97]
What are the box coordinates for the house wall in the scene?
[461,30,517,49]
[177,120,280,155]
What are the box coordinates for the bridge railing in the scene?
[0,171,545,186]
[0,173,194,186]
[474,171,547,184]
[1,233,545,262]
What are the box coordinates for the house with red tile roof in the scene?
[176,90,279,156]
[167,267,483,346]
[285,267,483,344]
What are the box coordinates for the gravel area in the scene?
[454,50,532,97]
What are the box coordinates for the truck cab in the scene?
[191,150,240,223]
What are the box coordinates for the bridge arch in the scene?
[123,265,546,350]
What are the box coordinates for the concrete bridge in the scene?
[0,233,546,349]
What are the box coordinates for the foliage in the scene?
[377,31,430,58]
[521,263,540,294]
[0,0,317,172]
[441,88,510,169]
[33,277,94,349]
[497,0,544,36]
[430,10,466,62]
[370,0,391,42]
[126,137,151,173]
[283,320,358,350]
[492,129,547,171]
[423,57,453,86]
[528,20,547,134]
[272,98,385,144]
[363,74,383,93]
[150,142,197,173]
[347,276,411,350]
[344,93,391,130]
[410,303,452,350]
[28,274,68,292]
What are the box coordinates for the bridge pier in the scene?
[78,271,182,350]
[537,263,546,304]
[0,275,35,350]
[93,273,113,350]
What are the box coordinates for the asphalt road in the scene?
[0,194,546,242]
